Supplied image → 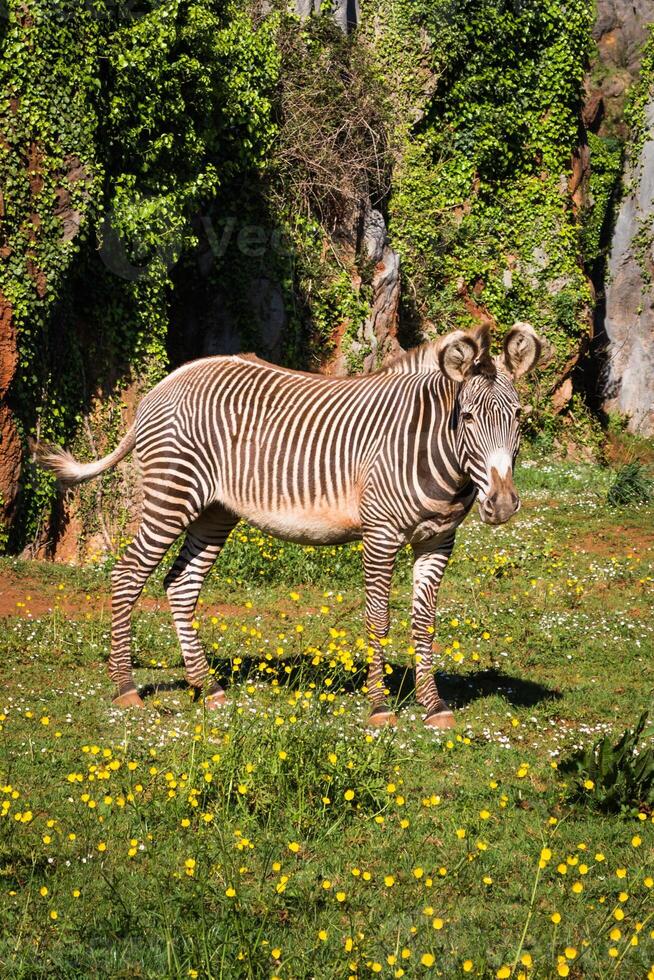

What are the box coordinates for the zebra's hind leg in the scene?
[164,506,238,708]
[110,519,186,707]
[362,531,402,727]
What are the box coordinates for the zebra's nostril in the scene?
[511,493,519,508]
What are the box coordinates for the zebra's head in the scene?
[439,322,547,526]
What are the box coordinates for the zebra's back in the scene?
[134,355,431,544]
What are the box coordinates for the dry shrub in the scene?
[271,12,392,229]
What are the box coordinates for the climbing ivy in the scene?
[1,0,623,552]
[582,132,623,271]
[0,1,103,544]
[624,25,654,157]
[363,0,594,377]
[0,0,280,548]
[622,25,654,286]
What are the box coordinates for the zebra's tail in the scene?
[30,425,136,487]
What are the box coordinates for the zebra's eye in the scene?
[514,408,522,420]
[461,411,473,424]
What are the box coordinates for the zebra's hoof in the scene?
[424,709,455,730]
[205,691,228,709]
[368,709,397,728]
[112,690,145,709]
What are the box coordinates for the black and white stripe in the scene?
[34,322,545,724]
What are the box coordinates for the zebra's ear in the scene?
[499,322,548,379]
[438,331,479,383]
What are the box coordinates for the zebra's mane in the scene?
[234,327,495,380]
[235,349,442,379]
[377,343,441,375]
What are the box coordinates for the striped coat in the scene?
[35,322,546,727]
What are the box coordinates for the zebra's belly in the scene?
[230,502,363,546]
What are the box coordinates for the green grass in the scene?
[1,460,653,978]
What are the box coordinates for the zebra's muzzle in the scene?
[478,466,521,525]
[478,492,521,525]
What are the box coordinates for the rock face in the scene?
[592,0,654,434]
[593,0,654,77]
[360,209,402,372]
[588,1,654,138]
[295,0,359,32]
[603,98,654,435]
[326,208,402,376]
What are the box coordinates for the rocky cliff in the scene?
[591,3,654,435]
[603,96,654,434]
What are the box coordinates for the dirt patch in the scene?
[571,525,654,557]
[0,572,255,622]
[519,498,559,513]
[0,577,104,620]
[604,434,654,467]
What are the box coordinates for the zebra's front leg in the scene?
[412,534,456,729]
[164,507,237,708]
[363,531,402,727]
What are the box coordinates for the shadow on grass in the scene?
[139,678,189,699]
[134,653,562,712]
[391,667,562,711]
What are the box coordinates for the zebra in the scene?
[33,321,547,728]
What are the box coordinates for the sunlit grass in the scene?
[1,460,653,978]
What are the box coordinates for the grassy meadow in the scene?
[0,459,653,979]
